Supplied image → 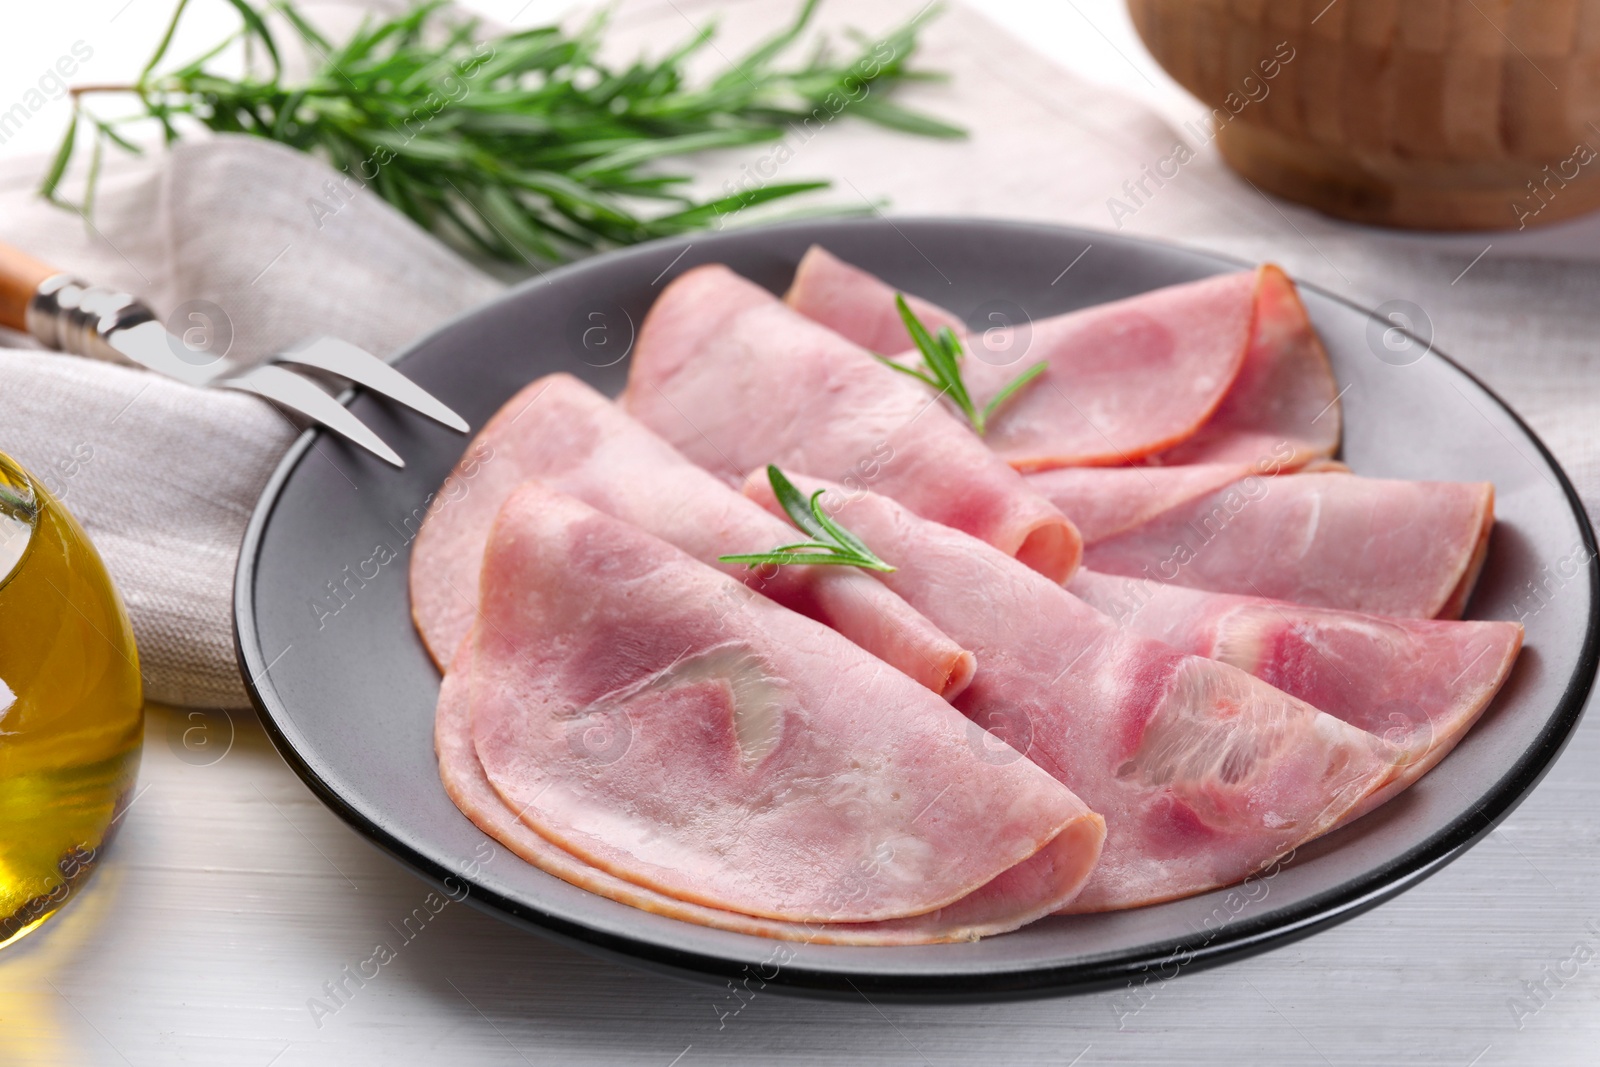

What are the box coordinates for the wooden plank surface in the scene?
[2,698,1597,1066]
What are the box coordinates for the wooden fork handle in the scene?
[0,241,60,334]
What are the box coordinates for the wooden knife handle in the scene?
[0,241,60,334]
[0,240,154,365]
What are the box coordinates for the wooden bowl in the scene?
[1127,0,1600,230]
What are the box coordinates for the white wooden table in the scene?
[4,2,1600,1064]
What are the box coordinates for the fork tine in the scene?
[274,337,469,433]
[225,363,404,467]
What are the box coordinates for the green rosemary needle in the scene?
[873,293,1047,436]
[719,465,894,572]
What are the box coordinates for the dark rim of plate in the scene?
[234,218,1600,1001]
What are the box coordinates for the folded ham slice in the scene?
[409,373,974,698]
[783,245,1256,469]
[1153,264,1340,468]
[620,263,1082,581]
[1030,468,1496,619]
[787,251,1350,470]
[437,637,1101,944]
[1069,569,1522,814]
[746,474,1403,912]
[469,483,1105,923]
[785,244,966,355]
[1023,462,1259,543]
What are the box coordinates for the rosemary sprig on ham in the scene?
[873,294,1047,436]
[719,466,894,572]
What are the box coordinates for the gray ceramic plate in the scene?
[236,219,1598,999]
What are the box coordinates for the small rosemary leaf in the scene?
[761,540,832,554]
[848,98,966,139]
[473,183,565,262]
[569,128,781,180]
[900,299,970,420]
[648,180,831,230]
[718,549,862,569]
[95,120,144,155]
[398,1,447,38]
[238,100,274,135]
[436,15,483,53]
[37,108,78,203]
[399,48,482,95]
[435,194,508,260]
[164,27,243,80]
[934,326,967,374]
[224,0,282,76]
[928,325,962,371]
[177,71,246,96]
[894,294,943,372]
[716,553,786,567]
[140,0,195,84]
[717,198,877,231]
[375,134,471,163]
[460,88,570,111]
[550,131,681,160]
[870,352,939,389]
[657,21,717,70]
[472,36,576,83]
[270,87,309,139]
[515,201,598,249]
[379,4,451,62]
[718,0,820,85]
[983,360,1048,426]
[929,325,978,415]
[327,13,383,68]
[508,170,636,226]
[767,467,832,542]
[82,129,105,217]
[811,501,885,566]
[603,178,690,202]
[147,102,178,145]
[345,52,414,88]
[275,0,331,57]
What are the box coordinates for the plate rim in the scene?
[233,217,1600,1000]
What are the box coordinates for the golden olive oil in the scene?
[0,452,142,949]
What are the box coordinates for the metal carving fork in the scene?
[0,241,466,467]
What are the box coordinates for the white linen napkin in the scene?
[1,0,1594,708]
[0,138,498,706]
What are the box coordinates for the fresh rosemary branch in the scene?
[40,0,963,264]
[720,465,894,572]
[874,294,1047,436]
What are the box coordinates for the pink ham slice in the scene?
[1069,569,1522,815]
[1023,463,1258,543]
[409,373,974,699]
[782,245,1256,469]
[1031,469,1496,619]
[620,263,1082,582]
[745,474,1403,912]
[1153,264,1340,468]
[469,483,1105,923]
[437,637,1101,944]
[785,244,966,355]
